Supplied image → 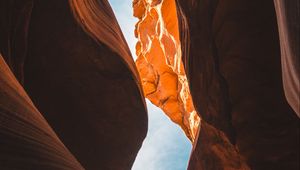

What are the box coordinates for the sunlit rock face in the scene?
[133,0,200,142]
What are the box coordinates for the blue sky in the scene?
[108,1,192,170]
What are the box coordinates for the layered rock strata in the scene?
[0,0,299,169]
[1,0,147,169]
[0,54,83,169]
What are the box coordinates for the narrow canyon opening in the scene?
[109,0,199,169]
[0,0,299,169]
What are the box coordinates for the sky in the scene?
[108,0,192,170]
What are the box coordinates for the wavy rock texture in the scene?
[0,54,83,170]
[175,0,299,169]
[274,0,300,117]
[133,0,200,142]
[1,0,147,169]
[1,0,299,169]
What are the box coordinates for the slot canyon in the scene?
[0,0,299,169]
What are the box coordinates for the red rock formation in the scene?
[0,54,83,169]
[133,0,200,142]
[1,0,147,169]
[1,0,299,169]
[0,1,33,83]
[274,0,300,117]
[189,122,249,170]
[175,0,299,169]
[134,0,299,169]
[134,1,250,169]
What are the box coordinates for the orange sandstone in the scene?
[133,0,200,142]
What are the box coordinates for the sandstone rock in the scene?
[176,0,299,169]
[0,54,83,169]
[0,0,33,83]
[189,122,250,170]
[274,0,300,117]
[133,0,200,142]
[0,0,299,169]
[1,0,148,169]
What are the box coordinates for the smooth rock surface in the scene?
[274,0,300,117]
[1,0,148,169]
[176,0,299,169]
[0,54,83,170]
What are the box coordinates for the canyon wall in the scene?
[133,1,250,169]
[133,0,200,142]
[1,0,147,169]
[175,0,299,169]
[274,0,300,117]
[133,0,299,169]
[0,53,83,169]
[0,0,299,169]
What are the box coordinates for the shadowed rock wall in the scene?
[1,0,147,169]
[274,0,300,117]
[175,0,299,169]
[0,54,83,170]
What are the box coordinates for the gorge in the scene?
[0,0,299,169]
